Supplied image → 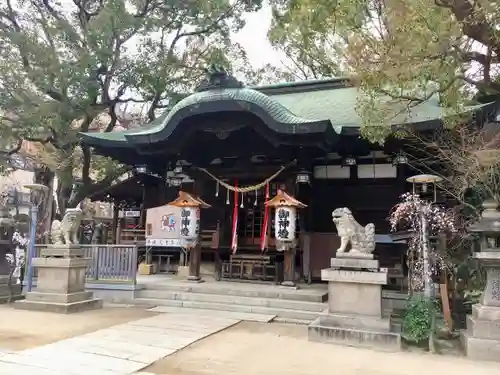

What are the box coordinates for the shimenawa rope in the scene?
[196,160,296,193]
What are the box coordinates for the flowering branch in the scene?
[390,193,457,292]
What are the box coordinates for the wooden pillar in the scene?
[187,243,203,282]
[282,249,296,287]
[187,179,204,282]
[111,204,119,244]
[281,177,298,287]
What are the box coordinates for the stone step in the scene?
[14,298,103,313]
[137,289,327,312]
[134,298,321,321]
[141,282,327,303]
[308,317,401,351]
[272,317,312,325]
[146,305,276,322]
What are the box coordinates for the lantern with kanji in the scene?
[168,191,211,246]
[266,190,307,245]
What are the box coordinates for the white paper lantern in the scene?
[180,206,200,241]
[274,206,296,242]
[168,191,211,247]
[266,189,307,247]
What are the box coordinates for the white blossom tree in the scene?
[390,193,457,293]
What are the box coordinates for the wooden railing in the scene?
[119,229,145,245]
[33,244,138,284]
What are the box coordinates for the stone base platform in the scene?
[0,282,23,303]
[15,297,103,314]
[14,244,103,314]
[460,304,500,361]
[308,314,401,351]
[460,331,500,361]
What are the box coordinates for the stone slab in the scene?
[25,291,93,304]
[475,251,500,262]
[482,268,500,307]
[316,312,391,331]
[0,313,240,374]
[35,266,87,295]
[322,268,387,284]
[14,297,103,313]
[41,245,85,258]
[331,257,379,270]
[472,303,500,320]
[0,284,22,303]
[147,305,276,322]
[32,257,90,268]
[308,316,401,352]
[328,281,383,317]
[461,331,500,362]
[466,315,500,340]
[336,252,374,259]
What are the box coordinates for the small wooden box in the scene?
[177,265,189,278]
[138,263,156,275]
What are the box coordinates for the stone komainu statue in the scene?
[50,208,83,245]
[331,207,376,254]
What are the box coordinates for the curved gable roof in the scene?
[80,73,494,148]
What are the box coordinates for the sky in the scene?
[233,4,286,69]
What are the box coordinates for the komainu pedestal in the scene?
[15,245,102,313]
[460,252,500,361]
[308,253,401,351]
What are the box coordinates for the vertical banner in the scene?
[231,181,239,254]
[260,183,270,253]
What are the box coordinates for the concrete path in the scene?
[0,312,248,375]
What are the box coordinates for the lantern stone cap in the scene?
[468,220,500,234]
[406,174,443,184]
[474,251,500,267]
[469,200,500,233]
[475,251,500,260]
[167,191,211,208]
[265,190,307,208]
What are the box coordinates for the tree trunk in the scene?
[57,181,74,213]
[33,167,55,241]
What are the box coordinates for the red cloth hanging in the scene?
[231,180,239,254]
[260,183,270,253]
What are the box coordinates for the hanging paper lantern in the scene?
[265,190,307,244]
[167,191,211,246]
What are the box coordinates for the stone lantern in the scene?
[266,189,307,287]
[168,191,211,282]
[461,200,500,361]
[0,205,16,302]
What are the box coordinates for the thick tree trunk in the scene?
[33,167,55,241]
[57,182,74,213]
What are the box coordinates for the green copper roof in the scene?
[130,87,321,136]
[260,85,488,133]
[80,77,492,144]
[82,86,324,143]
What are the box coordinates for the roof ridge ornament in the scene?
[196,64,244,92]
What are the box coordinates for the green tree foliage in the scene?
[0,0,263,212]
[268,0,498,142]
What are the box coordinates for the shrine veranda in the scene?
[81,73,495,288]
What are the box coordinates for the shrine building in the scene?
[80,70,494,290]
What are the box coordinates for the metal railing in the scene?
[33,244,138,284]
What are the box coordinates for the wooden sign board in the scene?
[145,204,186,247]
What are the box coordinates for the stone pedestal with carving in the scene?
[461,252,500,361]
[308,253,401,351]
[15,245,102,313]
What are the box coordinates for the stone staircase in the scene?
[134,281,328,324]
